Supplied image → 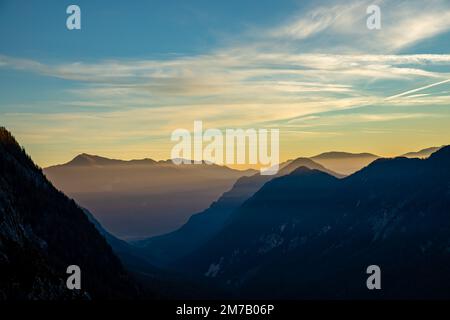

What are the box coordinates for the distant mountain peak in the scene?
[65,153,122,166]
[74,153,104,161]
[288,157,318,166]
[312,151,379,159]
[282,157,343,178]
[289,166,338,180]
[61,153,158,167]
[402,146,443,158]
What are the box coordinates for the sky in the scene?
[1,0,450,167]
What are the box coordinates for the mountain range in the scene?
[178,146,450,298]
[134,147,442,268]
[44,154,255,239]
[44,146,442,242]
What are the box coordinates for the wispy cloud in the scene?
[1,0,450,165]
[267,0,450,53]
[386,79,450,100]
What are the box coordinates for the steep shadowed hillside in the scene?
[181,147,450,299]
[0,127,139,300]
[137,158,342,267]
[83,208,227,299]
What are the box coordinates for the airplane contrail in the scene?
[385,78,450,101]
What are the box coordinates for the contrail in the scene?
[385,78,450,101]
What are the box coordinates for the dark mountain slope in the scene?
[137,158,341,268]
[83,208,160,275]
[83,208,226,299]
[181,147,450,299]
[0,127,139,299]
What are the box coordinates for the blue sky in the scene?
[0,0,303,59]
[1,0,450,166]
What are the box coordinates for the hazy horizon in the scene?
[36,144,442,172]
